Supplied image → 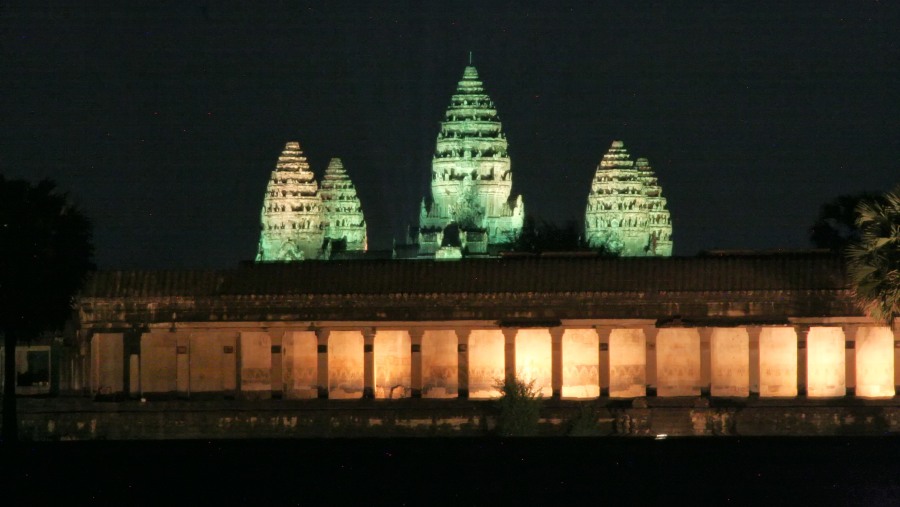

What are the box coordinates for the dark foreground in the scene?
[2,437,899,505]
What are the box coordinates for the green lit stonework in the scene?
[416,64,525,257]
[256,143,367,261]
[320,157,367,253]
[584,140,673,256]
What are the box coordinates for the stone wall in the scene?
[10,398,900,441]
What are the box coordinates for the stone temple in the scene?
[584,140,673,256]
[320,157,367,254]
[407,63,525,259]
[256,142,367,261]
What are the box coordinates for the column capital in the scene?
[642,326,660,340]
[314,328,330,343]
[501,327,518,341]
[594,325,614,340]
[793,324,811,339]
[841,324,861,341]
[746,325,763,340]
[549,326,566,341]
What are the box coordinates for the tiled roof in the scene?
[80,252,847,299]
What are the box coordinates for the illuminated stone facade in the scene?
[256,142,325,261]
[585,141,672,256]
[414,64,525,257]
[320,158,367,254]
[256,144,367,261]
[57,253,898,406]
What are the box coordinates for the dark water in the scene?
[3,437,899,505]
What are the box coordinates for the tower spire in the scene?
[469,51,472,65]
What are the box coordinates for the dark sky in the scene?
[3,1,898,269]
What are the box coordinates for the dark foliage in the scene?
[0,177,94,441]
[845,186,900,325]
[494,375,542,437]
[810,192,883,251]
[506,215,616,255]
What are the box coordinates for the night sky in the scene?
[3,2,898,269]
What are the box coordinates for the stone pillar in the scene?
[795,325,809,396]
[842,325,858,396]
[699,328,713,397]
[409,329,424,398]
[269,329,285,398]
[502,327,518,382]
[550,327,565,399]
[644,326,658,396]
[363,328,376,399]
[222,334,238,397]
[124,330,141,398]
[748,326,761,395]
[596,327,612,397]
[315,328,329,399]
[456,328,470,399]
[128,354,140,397]
[175,332,190,398]
[895,322,900,394]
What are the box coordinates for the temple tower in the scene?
[256,141,325,261]
[320,158,367,254]
[584,140,672,256]
[635,157,673,256]
[416,62,524,257]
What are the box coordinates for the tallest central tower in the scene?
[414,62,525,258]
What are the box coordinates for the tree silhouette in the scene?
[810,192,883,251]
[845,186,900,326]
[1,177,94,442]
[506,216,616,255]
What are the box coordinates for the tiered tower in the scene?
[320,158,367,254]
[584,140,672,256]
[415,63,524,258]
[255,142,325,261]
[635,157,673,256]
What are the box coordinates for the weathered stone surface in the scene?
[256,142,325,261]
[320,158,367,254]
[585,141,673,256]
[414,63,524,257]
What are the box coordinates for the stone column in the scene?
[363,328,376,399]
[315,328,330,399]
[795,325,809,396]
[456,328,471,399]
[644,326,658,396]
[502,327,518,382]
[409,329,424,398]
[549,327,565,398]
[269,329,285,398]
[124,329,141,398]
[699,328,713,397]
[596,327,612,397]
[895,321,900,394]
[176,332,190,399]
[842,325,858,397]
[748,326,762,395]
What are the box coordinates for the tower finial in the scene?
[469,51,472,65]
